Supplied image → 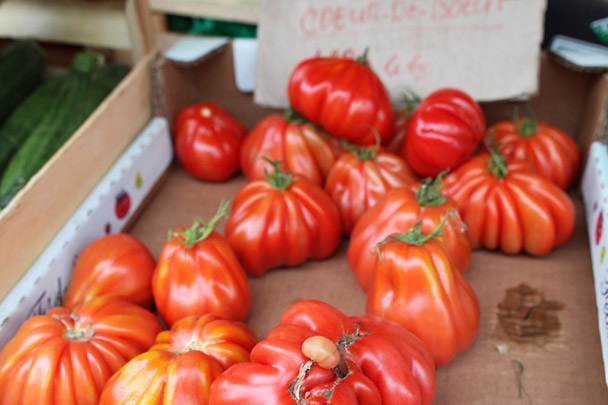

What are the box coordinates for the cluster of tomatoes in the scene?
[0,49,581,404]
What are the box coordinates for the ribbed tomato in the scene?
[100,314,257,405]
[288,49,395,145]
[489,113,580,190]
[325,139,417,236]
[225,160,341,276]
[62,233,155,310]
[0,295,162,405]
[152,200,251,327]
[444,147,575,255]
[348,174,471,292]
[240,109,343,186]
[367,219,480,366]
[209,300,436,405]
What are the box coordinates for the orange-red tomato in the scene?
[444,149,575,255]
[348,175,471,292]
[62,233,155,310]
[0,295,162,405]
[367,224,480,367]
[100,314,257,405]
[225,161,341,276]
[325,141,418,236]
[173,102,248,181]
[240,110,343,186]
[288,50,395,146]
[489,115,580,190]
[152,200,251,327]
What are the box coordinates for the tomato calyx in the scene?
[263,157,293,191]
[393,88,421,118]
[341,132,381,160]
[168,199,230,249]
[53,314,96,342]
[487,133,508,179]
[416,170,448,207]
[355,47,370,66]
[513,108,538,138]
[284,106,310,126]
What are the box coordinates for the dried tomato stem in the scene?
[263,157,293,191]
[168,199,230,249]
[416,170,448,207]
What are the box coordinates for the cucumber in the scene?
[0,39,46,123]
[0,52,99,208]
[0,77,64,175]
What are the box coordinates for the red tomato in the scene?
[209,300,436,405]
[403,88,486,178]
[240,110,343,186]
[100,314,257,405]
[62,233,155,310]
[444,148,575,255]
[325,139,417,236]
[152,200,251,327]
[386,92,421,155]
[348,174,471,292]
[489,114,580,190]
[366,221,480,367]
[288,49,395,145]
[225,160,342,276]
[173,102,247,181]
[0,295,162,405]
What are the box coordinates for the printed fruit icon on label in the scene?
[135,172,143,188]
[105,222,111,234]
[597,211,603,245]
[115,190,131,219]
[601,247,606,265]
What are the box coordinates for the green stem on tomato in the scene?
[416,170,448,207]
[356,47,370,66]
[341,130,381,160]
[487,130,508,179]
[283,106,309,126]
[393,88,422,118]
[168,199,231,249]
[513,106,538,138]
[263,157,293,191]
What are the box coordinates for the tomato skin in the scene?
[403,89,486,178]
[62,233,155,310]
[240,114,343,186]
[100,314,257,405]
[152,229,251,327]
[348,186,471,291]
[325,148,417,236]
[386,114,409,154]
[489,120,580,190]
[225,176,341,276]
[209,300,435,405]
[444,152,576,255]
[367,239,480,367]
[288,55,395,145]
[173,102,247,181]
[0,295,162,405]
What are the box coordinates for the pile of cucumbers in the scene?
[0,40,130,209]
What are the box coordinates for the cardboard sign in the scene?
[255,0,547,108]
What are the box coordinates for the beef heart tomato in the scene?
[0,295,162,405]
[325,137,417,236]
[152,200,251,327]
[288,49,395,145]
[225,160,341,276]
[100,314,257,405]
[62,233,155,310]
[240,109,343,186]
[173,102,247,181]
[367,218,480,366]
[209,300,435,405]
[444,146,575,255]
[403,88,486,178]
[348,173,471,291]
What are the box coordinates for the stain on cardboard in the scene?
[497,283,564,345]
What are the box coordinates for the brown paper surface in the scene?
[255,0,547,108]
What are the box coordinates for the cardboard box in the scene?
[120,44,607,403]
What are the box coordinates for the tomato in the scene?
[62,233,156,310]
[173,102,248,181]
[288,49,395,145]
[325,138,417,236]
[444,147,575,255]
[225,160,341,276]
[488,113,580,190]
[240,109,343,186]
[403,88,486,178]
[386,91,421,155]
[0,295,162,405]
[209,300,435,405]
[366,219,480,367]
[100,314,257,405]
[348,173,471,292]
[152,200,251,327]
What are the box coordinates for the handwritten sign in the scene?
[255,0,547,107]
